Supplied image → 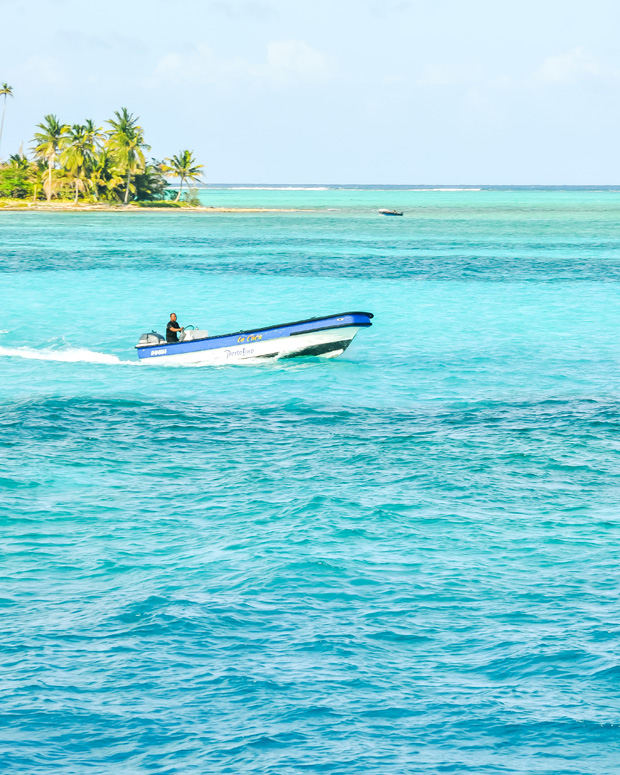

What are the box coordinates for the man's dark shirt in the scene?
[166,321,181,343]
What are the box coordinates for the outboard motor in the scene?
[138,331,165,346]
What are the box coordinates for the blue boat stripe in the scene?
[289,321,371,336]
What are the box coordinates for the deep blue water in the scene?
[2,189,620,773]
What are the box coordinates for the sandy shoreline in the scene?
[0,202,305,213]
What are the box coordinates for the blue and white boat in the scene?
[136,311,374,365]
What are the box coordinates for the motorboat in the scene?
[136,311,374,365]
[378,209,404,216]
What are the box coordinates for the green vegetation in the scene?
[135,200,183,208]
[0,94,205,205]
[0,153,30,198]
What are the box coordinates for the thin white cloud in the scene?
[22,56,67,88]
[381,74,404,85]
[415,48,619,97]
[369,0,411,17]
[418,63,484,87]
[208,0,274,19]
[151,46,245,85]
[531,47,611,84]
[53,29,149,56]
[149,40,336,87]
[261,40,334,83]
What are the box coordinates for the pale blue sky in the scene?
[1,0,619,183]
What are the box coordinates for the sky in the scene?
[1,0,619,184]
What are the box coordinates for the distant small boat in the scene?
[378,209,404,216]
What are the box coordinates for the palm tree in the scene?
[90,149,124,202]
[106,108,149,204]
[8,152,29,171]
[60,124,98,204]
[0,83,14,159]
[84,118,103,147]
[83,119,103,196]
[32,115,68,201]
[162,150,204,202]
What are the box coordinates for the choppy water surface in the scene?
[2,189,620,773]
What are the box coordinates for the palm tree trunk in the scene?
[47,155,53,202]
[74,174,79,204]
[0,97,6,159]
[175,177,184,202]
[124,169,131,204]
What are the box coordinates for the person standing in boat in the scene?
[166,313,185,343]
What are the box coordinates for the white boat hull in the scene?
[140,326,362,366]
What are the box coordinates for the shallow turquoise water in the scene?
[2,189,620,773]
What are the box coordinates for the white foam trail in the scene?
[0,345,135,365]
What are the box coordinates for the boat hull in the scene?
[136,311,373,365]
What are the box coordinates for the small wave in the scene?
[0,345,133,365]
[225,186,329,191]
[0,329,8,334]
[407,187,482,192]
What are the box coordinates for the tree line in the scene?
[0,91,204,205]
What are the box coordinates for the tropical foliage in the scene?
[0,153,30,198]
[0,102,205,205]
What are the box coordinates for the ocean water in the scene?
[2,188,620,773]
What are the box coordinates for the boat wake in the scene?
[0,345,134,365]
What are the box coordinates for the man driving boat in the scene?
[166,313,184,343]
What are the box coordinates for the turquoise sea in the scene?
[2,187,620,773]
